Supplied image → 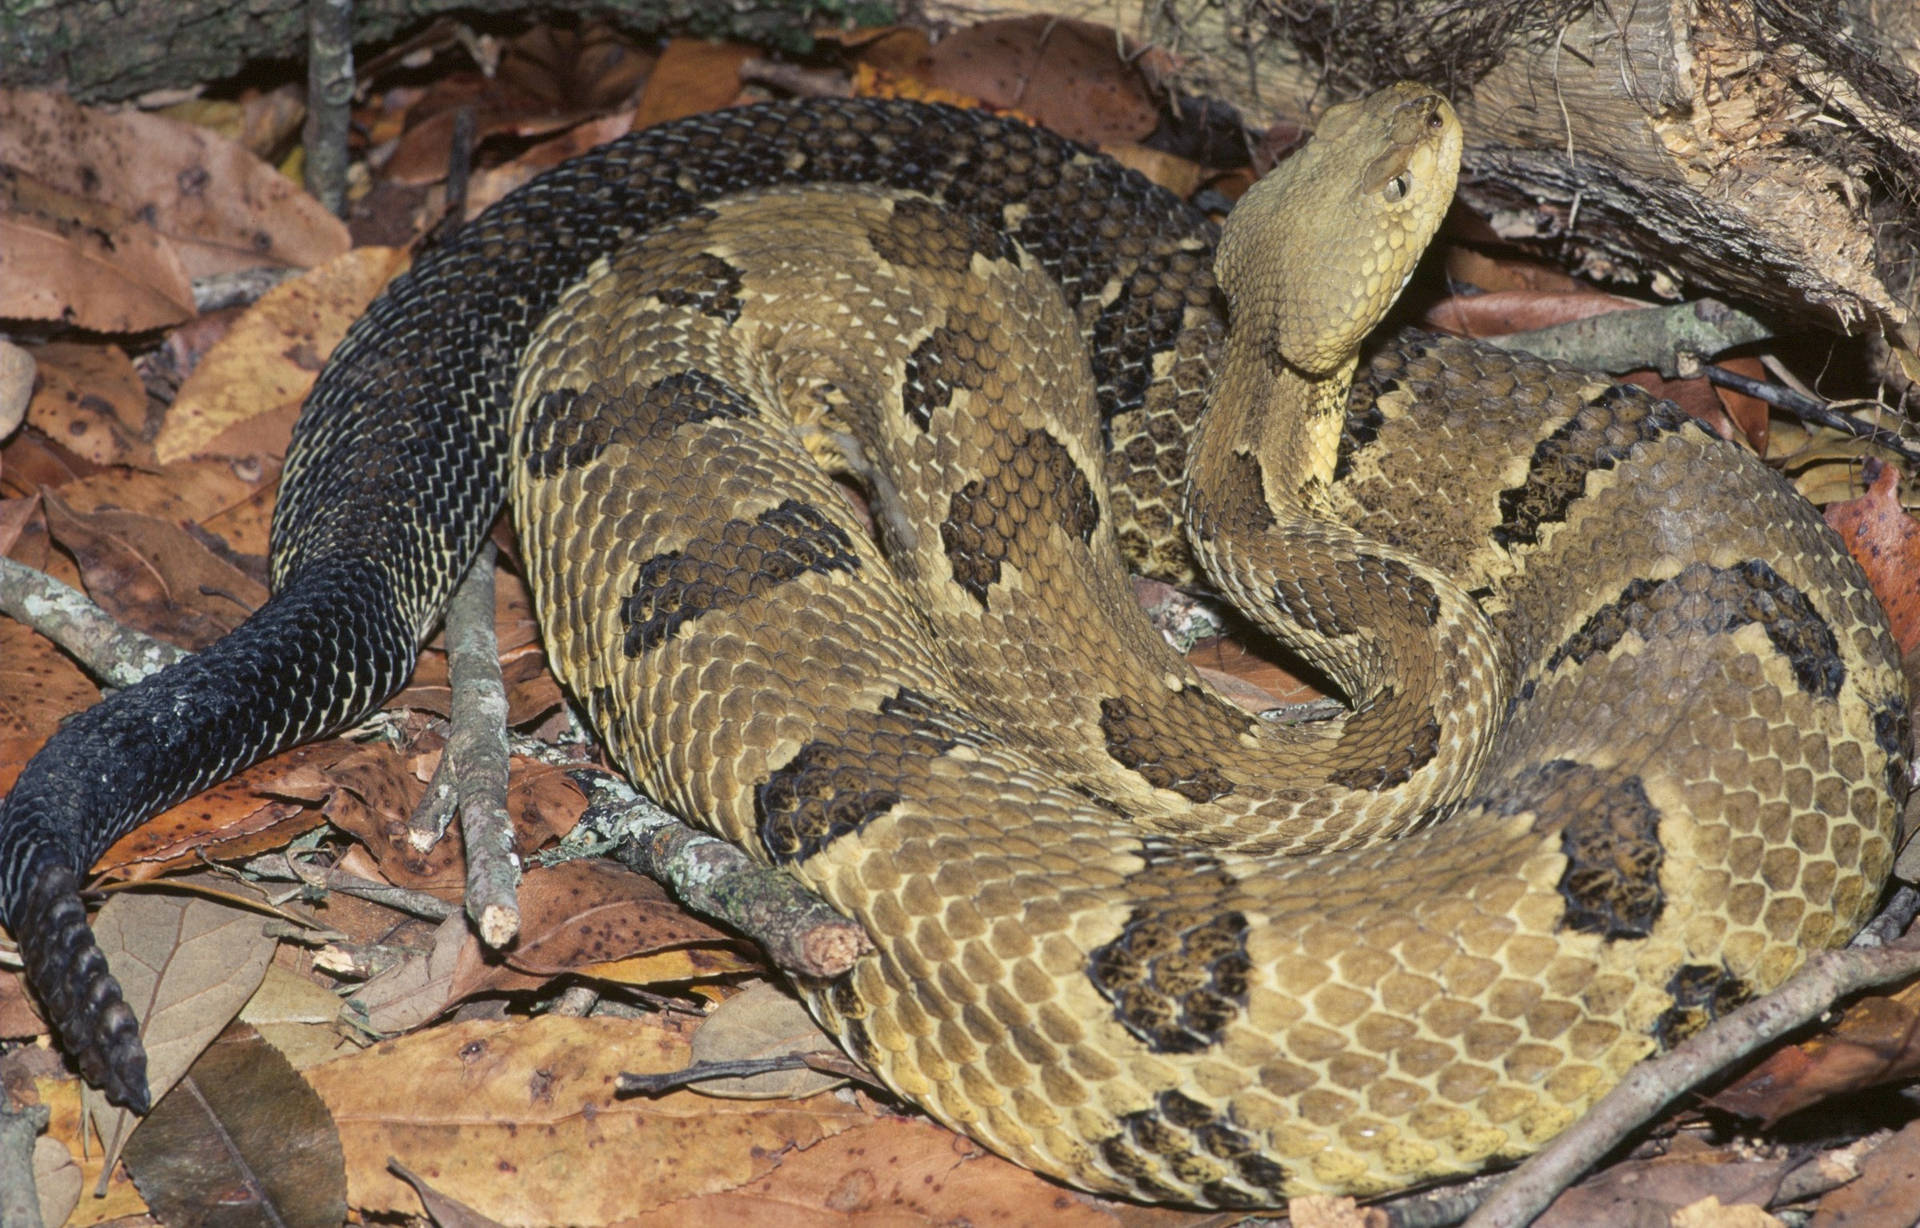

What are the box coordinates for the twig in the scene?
[442,105,476,226]
[572,773,871,979]
[1376,1172,1504,1228]
[0,556,185,688]
[242,851,455,921]
[302,0,354,217]
[616,1055,812,1095]
[191,267,302,313]
[1464,927,1920,1228]
[0,1101,48,1228]
[1701,362,1920,464]
[412,541,519,948]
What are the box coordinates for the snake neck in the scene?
[1189,339,1357,513]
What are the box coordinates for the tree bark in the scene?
[0,0,845,102]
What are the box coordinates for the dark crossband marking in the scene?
[1875,699,1911,800]
[1327,699,1441,791]
[1494,385,1699,549]
[900,322,989,431]
[865,196,1020,275]
[756,686,990,862]
[620,498,857,657]
[1486,759,1663,939]
[1099,691,1242,803]
[1547,559,1846,700]
[521,370,758,480]
[1102,1092,1291,1208]
[650,251,744,323]
[1089,850,1250,1055]
[1188,450,1275,544]
[1333,394,1388,482]
[1651,962,1749,1048]
[1269,553,1440,639]
[940,427,1100,604]
[1084,244,1216,418]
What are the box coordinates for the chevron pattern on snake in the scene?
[0,87,1906,1209]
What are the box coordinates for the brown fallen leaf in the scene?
[631,39,756,130]
[390,1160,510,1228]
[121,1023,347,1228]
[446,859,740,1002]
[617,1104,1226,1228]
[685,979,845,1100]
[158,245,409,463]
[86,891,281,1179]
[1530,1147,1795,1228]
[1711,978,1920,1126]
[916,16,1160,145]
[22,343,154,469]
[460,109,638,219]
[41,488,267,650]
[0,617,98,751]
[1825,462,1920,656]
[301,1013,873,1223]
[346,910,469,1037]
[0,88,349,278]
[94,739,348,880]
[0,178,197,333]
[33,1075,152,1222]
[1809,1118,1920,1227]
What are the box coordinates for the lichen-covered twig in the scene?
[569,773,871,979]
[407,541,519,948]
[0,556,185,688]
[0,1100,49,1228]
[302,0,353,216]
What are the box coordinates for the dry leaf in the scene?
[687,979,845,1099]
[0,339,35,439]
[159,245,409,462]
[301,1014,872,1224]
[917,17,1159,144]
[1531,1150,1794,1228]
[85,892,280,1180]
[617,1107,1223,1228]
[0,88,349,277]
[42,488,267,649]
[95,740,346,879]
[34,1075,151,1223]
[0,173,197,332]
[0,617,99,747]
[1711,980,1920,1125]
[1670,1197,1784,1228]
[391,1160,511,1228]
[31,1134,83,1228]
[1825,462,1920,655]
[348,910,468,1036]
[23,342,154,468]
[1810,1118,1920,1227]
[121,1023,347,1228]
[631,39,755,130]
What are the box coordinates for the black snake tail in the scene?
[0,568,418,1109]
[0,98,1179,1112]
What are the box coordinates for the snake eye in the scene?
[1384,173,1410,203]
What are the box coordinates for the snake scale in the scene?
[0,84,1907,1207]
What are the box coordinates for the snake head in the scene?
[1217,82,1462,375]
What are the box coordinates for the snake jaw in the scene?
[1216,82,1461,376]
[15,860,151,1113]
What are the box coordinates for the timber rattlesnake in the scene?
[0,84,1905,1207]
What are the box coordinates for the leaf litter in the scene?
[0,11,1918,1227]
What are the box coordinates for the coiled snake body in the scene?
[0,85,1906,1207]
